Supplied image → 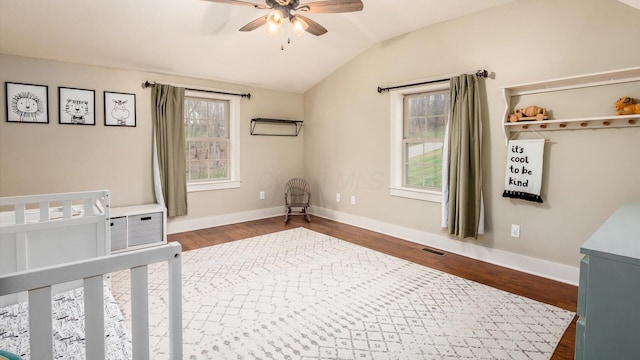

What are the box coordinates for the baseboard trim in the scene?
[168,206,284,234]
[168,205,579,285]
[310,206,579,286]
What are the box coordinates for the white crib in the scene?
[0,243,183,359]
[0,190,183,359]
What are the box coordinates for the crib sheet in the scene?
[0,286,132,360]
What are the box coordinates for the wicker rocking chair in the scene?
[284,178,311,223]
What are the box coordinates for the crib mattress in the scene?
[0,286,132,360]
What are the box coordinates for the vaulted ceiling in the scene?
[0,0,520,93]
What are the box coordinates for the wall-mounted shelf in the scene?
[502,67,640,142]
[250,118,303,136]
[505,115,640,132]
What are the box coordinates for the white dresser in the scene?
[576,199,640,359]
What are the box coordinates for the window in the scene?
[184,90,240,192]
[389,82,450,202]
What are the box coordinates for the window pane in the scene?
[404,142,443,190]
[187,161,209,181]
[427,115,447,139]
[209,140,228,161]
[404,96,424,138]
[426,92,449,116]
[404,90,449,139]
[210,160,228,179]
[189,141,209,160]
[207,101,228,138]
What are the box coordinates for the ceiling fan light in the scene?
[266,9,284,33]
[291,16,309,35]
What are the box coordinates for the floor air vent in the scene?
[421,247,446,256]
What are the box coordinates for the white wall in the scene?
[303,0,640,279]
[0,55,305,228]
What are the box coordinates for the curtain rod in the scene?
[142,81,251,99]
[377,70,489,94]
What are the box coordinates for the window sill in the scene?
[187,180,241,193]
[390,187,441,203]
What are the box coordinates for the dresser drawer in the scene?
[128,212,163,246]
[577,255,589,317]
[110,216,127,251]
[575,317,586,360]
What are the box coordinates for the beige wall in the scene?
[0,55,304,223]
[303,0,640,267]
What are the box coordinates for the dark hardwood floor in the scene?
[168,215,578,359]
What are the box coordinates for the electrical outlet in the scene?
[259,191,265,200]
[336,193,341,202]
[351,196,356,205]
[511,224,520,238]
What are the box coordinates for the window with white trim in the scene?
[184,90,240,192]
[389,82,450,202]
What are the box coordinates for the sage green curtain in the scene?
[151,84,188,217]
[446,74,483,238]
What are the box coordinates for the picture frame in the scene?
[104,91,136,127]
[58,87,96,125]
[5,82,49,123]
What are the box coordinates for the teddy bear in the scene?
[614,96,640,115]
[508,105,548,122]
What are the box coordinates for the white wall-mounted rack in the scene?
[501,67,640,142]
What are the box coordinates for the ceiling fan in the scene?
[204,0,364,36]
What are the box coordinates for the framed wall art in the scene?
[59,87,96,125]
[104,91,136,127]
[5,82,49,123]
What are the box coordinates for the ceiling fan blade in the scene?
[296,0,363,14]
[295,14,327,36]
[202,0,269,10]
[239,15,268,31]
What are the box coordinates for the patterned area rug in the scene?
[111,228,574,360]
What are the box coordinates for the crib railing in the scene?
[0,190,111,307]
[0,190,110,223]
[0,242,183,360]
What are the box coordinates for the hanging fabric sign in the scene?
[502,139,545,203]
